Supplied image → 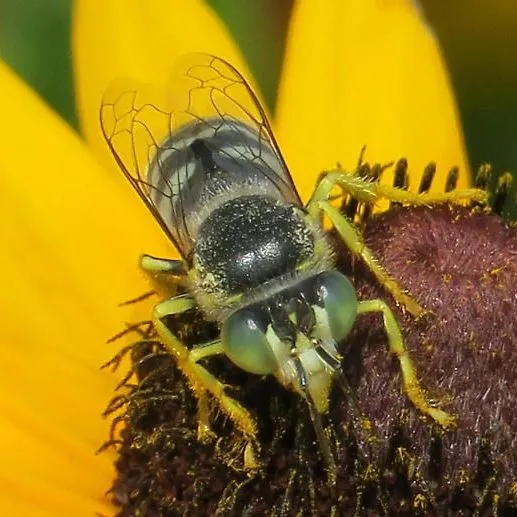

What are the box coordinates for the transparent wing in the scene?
[100,53,302,259]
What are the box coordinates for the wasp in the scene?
[101,54,486,480]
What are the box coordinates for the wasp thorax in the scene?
[194,195,315,294]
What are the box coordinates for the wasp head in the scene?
[221,270,358,413]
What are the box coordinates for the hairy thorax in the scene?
[188,195,333,321]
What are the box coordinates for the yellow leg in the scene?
[196,390,213,442]
[316,200,425,317]
[357,299,456,429]
[307,168,487,316]
[309,170,488,208]
[152,297,258,440]
[139,254,188,298]
[140,255,258,442]
[190,340,225,362]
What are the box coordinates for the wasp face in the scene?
[221,270,358,413]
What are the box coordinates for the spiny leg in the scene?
[309,169,486,316]
[152,297,258,441]
[140,255,258,442]
[311,200,425,317]
[310,170,488,208]
[141,255,212,436]
[375,180,487,205]
[152,295,211,440]
[357,299,455,429]
[141,255,216,438]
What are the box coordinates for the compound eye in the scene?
[221,310,278,375]
[316,271,358,342]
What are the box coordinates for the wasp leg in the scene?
[140,254,187,275]
[140,255,212,438]
[140,254,188,298]
[140,255,258,444]
[357,299,456,429]
[309,170,488,208]
[152,297,258,441]
[312,200,425,317]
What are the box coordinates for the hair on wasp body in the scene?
[101,53,488,483]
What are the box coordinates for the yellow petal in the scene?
[276,0,470,203]
[0,60,169,514]
[73,0,251,172]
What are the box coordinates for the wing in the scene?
[100,53,302,260]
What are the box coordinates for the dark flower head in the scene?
[2,3,514,515]
[106,196,517,516]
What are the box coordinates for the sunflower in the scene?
[1,1,512,516]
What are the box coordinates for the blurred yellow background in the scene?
[1,0,515,216]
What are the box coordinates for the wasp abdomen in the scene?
[194,195,314,294]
